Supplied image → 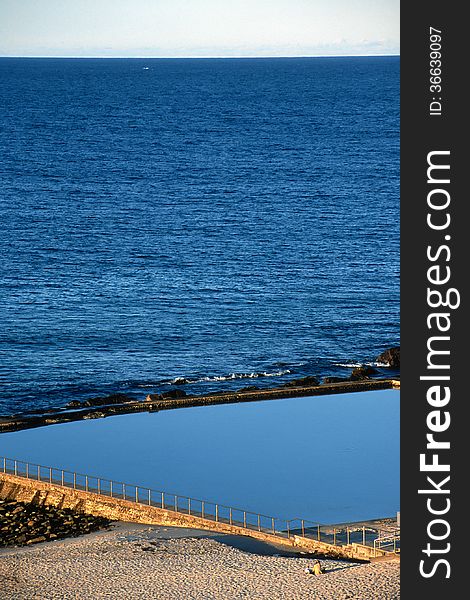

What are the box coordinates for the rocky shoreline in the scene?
[0,348,400,434]
[0,377,399,434]
[0,499,112,547]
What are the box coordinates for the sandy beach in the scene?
[0,523,400,599]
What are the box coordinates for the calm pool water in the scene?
[0,390,399,523]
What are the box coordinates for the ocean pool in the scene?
[0,390,399,524]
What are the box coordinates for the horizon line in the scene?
[0,53,400,59]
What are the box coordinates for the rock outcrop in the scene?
[322,376,350,384]
[281,376,320,388]
[349,366,379,381]
[376,347,400,369]
[66,394,134,409]
[0,499,112,547]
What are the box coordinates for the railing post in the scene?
[110,481,113,497]
[148,489,151,506]
[161,492,164,509]
[97,479,100,494]
[229,508,232,525]
[38,465,40,481]
[26,463,29,479]
[301,520,305,537]
[317,524,320,541]
[85,475,88,492]
[136,487,139,503]
[202,501,205,519]
[3,457,5,473]
[49,467,52,483]
[73,472,76,489]
[61,471,64,487]
[272,518,275,535]
[244,512,247,528]
[257,514,261,531]
[287,521,290,538]
[188,498,191,515]
[347,527,350,545]
[14,460,17,476]
[123,483,126,500]
[215,505,218,522]
[175,495,178,512]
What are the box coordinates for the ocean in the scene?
[0,57,399,416]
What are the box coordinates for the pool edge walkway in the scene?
[0,378,400,434]
[1,470,398,562]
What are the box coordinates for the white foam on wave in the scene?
[334,361,393,369]
[167,369,292,386]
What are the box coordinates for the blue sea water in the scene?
[0,57,399,416]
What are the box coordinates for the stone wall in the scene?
[0,378,399,433]
[0,472,391,560]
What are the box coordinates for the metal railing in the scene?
[1,456,398,552]
[374,531,401,554]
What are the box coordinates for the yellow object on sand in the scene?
[313,563,322,576]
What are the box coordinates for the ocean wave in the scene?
[334,361,392,369]
[164,369,292,386]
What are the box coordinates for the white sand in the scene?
[0,524,400,599]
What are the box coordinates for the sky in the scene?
[0,0,399,58]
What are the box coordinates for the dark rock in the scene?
[322,376,350,384]
[0,500,112,547]
[281,376,320,388]
[160,389,187,400]
[65,394,134,409]
[376,347,400,369]
[82,394,134,408]
[238,386,260,392]
[350,366,379,381]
